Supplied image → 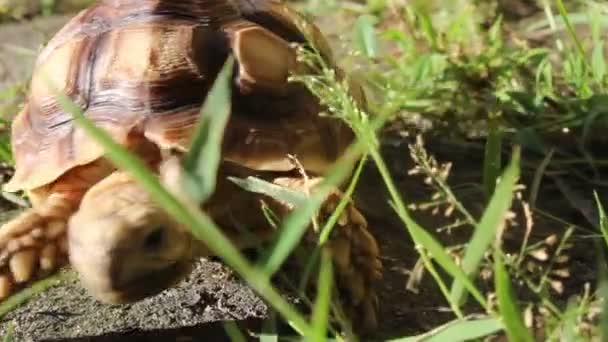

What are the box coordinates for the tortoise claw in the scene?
[322,191,382,332]
[0,200,71,300]
[270,177,382,332]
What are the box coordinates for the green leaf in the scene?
[261,148,358,276]
[483,126,502,198]
[308,251,333,342]
[40,0,56,16]
[2,321,14,342]
[318,154,367,244]
[415,9,438,50]
[263,191,325,276]
[494,250,534,342]
[230,149,357,277]
[600,272,608,341]
[555,0,587,66]
[561,297,581,341]
[229,176,308,207]
[183,57,234,203]
[389,317,503,342]
[451,148,520,305]
[514,128,545,154]
[260,312,278,342]
[223,321,247,342]
[0,272,74,318]
[0,133,13,165]
[591,41,606,84]
[583,95,608,144]
[354,15,379,58]
[392,204,487,308]
[228,175,324,276]
[594,191,608,249]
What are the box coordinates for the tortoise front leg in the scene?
[0,161,112,300]
[267,176,383,331]
[163,158,382,329]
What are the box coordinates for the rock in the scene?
[0,261,268,341]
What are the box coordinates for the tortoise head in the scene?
[68,171,197,303]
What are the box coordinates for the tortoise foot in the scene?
[320,190,382,331]
[0,198,71,299]
[270,177,382,331]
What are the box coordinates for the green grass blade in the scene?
[391,202,487,308]
[414,8,439,50]
[450,148,520,305]
[223,321,247,342]
[183,57,234,203]
[229,176,308,207]
[259,332,279,342]
[0,134,13,165]
[0,272,74,318]
[389,317,503,342]
[54,92,311,334]
[260,312,278,342]
[354,15,379,58]
[242,156,357,275]
[594,191,608,248]
[561,297,581,341]
[600,272,608,341]
[494,249,534,342]
[319,154,367,244]
[365,145,486,308]
[2,321,14,342]
[555,0,588,65]
[308,251,333,342]
[483,126,502,198]
[262,192,325,275]
[228,175,325,276]
[591,41,605,85]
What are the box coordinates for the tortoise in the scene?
[0,0,382,330]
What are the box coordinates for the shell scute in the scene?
[7,0,354,192]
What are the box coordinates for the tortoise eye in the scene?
[143,226,166,251]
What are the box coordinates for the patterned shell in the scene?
[6,0,358,192]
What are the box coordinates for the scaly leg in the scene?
[161,158,382,330]
[0,161,113,299]
[268,177,382,331]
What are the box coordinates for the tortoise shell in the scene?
[6,0,358,192]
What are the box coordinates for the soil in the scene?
[0,261,268,341]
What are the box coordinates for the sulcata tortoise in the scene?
[0,0,382,330]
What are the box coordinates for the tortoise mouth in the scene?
[90,259,194,304]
